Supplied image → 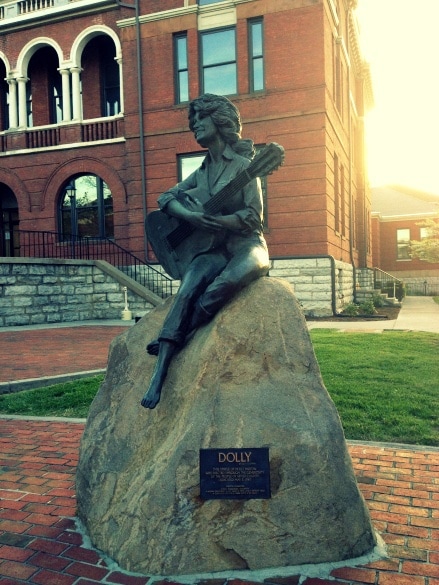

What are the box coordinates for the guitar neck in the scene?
[203,168,253,214]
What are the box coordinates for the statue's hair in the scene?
[188,94,255,160]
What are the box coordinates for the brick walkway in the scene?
[1,418,438,585]
[0,326,128,383]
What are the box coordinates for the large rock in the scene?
[76,277,376,576]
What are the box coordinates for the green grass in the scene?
[310,331,439,446]
[0,332,438,447]
[0,375,104,418]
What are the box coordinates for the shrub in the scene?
[358,300,377,316]
[341,302,359,316]
[372,294,385,308]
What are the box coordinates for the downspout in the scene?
[117,0,148,259]
[347,10,357,303]
[272,255,338,316]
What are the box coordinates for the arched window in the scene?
[81,36,121,119]
[59,174,113,239]
[27,46,61,127]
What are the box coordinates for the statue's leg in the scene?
[146,252,227,357]
[141,340,176,409]
[192,239,269,325]
[143,252,228,409]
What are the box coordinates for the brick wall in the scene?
[0,258,161,327]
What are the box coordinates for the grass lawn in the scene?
[310,330,439,446]
[0,331,438,447]
[0,375,104,419]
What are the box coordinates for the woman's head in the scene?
[188,94,254,159]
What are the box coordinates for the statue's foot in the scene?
[146,339,160,356]
[141,386,161,409]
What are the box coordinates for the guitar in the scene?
[145,142,284,279]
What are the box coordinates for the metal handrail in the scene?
[373,267,404,300]
[16,229,174,298]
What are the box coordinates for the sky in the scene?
[355,0,439,194]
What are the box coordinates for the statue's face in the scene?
[192,110,218,148]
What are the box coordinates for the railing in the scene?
[405,281,439,296]
[18,0,56,13]
[81,117,122,142]
[0,117,124,153]
[373,267,405,301]
[1,0,114,22]
[17,230,174,299]
[26,126,60,149]
[0,0,63,19]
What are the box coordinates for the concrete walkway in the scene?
[392,295,439,333]
[308,295,439,333]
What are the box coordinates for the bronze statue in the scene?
[141,94,283,409]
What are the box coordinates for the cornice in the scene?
[348,6,374,109]
[117,0,253,28]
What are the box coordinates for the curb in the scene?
[0,368,106,395]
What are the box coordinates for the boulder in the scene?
[76,277,376,576]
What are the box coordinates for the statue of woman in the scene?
[142,94,269,409]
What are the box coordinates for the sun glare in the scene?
[357,0,439,194]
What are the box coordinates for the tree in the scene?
[410,218,439,263]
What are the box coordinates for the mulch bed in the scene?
[306,305,401,322]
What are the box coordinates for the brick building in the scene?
[0,0,373,316]
[371,185,439,295]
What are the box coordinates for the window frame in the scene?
[101,47,121,117]
[59,174,114,241]
[248,18,264,93]
[200,26,237,96]
[174,32,189,104]
[396,228,411,261]
[178,152,206,182]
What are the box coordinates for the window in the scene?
[60,175,114,240]
[249,19,264,92]
[397,228,411,260]
[201,28,237,95]
[100,39,120,117]
[81,36,120,119]
[50,69,63,124]
[198,0,223,5]
[334,154,340,232]
[420,227,430,239]
[174,33,189,104]
[340,163,346,236]
[102,57,120,116]
[178,153,206,181]
[26,83,32,127]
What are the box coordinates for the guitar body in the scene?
[146,210,224,280]
[145,142,285,280]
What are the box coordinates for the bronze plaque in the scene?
[199,448,271,500]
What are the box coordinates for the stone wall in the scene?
[0,258,162,327]
[0,256,357,326]
[269,256,354,316]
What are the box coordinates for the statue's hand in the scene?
[186,212,223,232]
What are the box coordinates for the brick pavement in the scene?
[0,326,128,384]
[1,418,438,585]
